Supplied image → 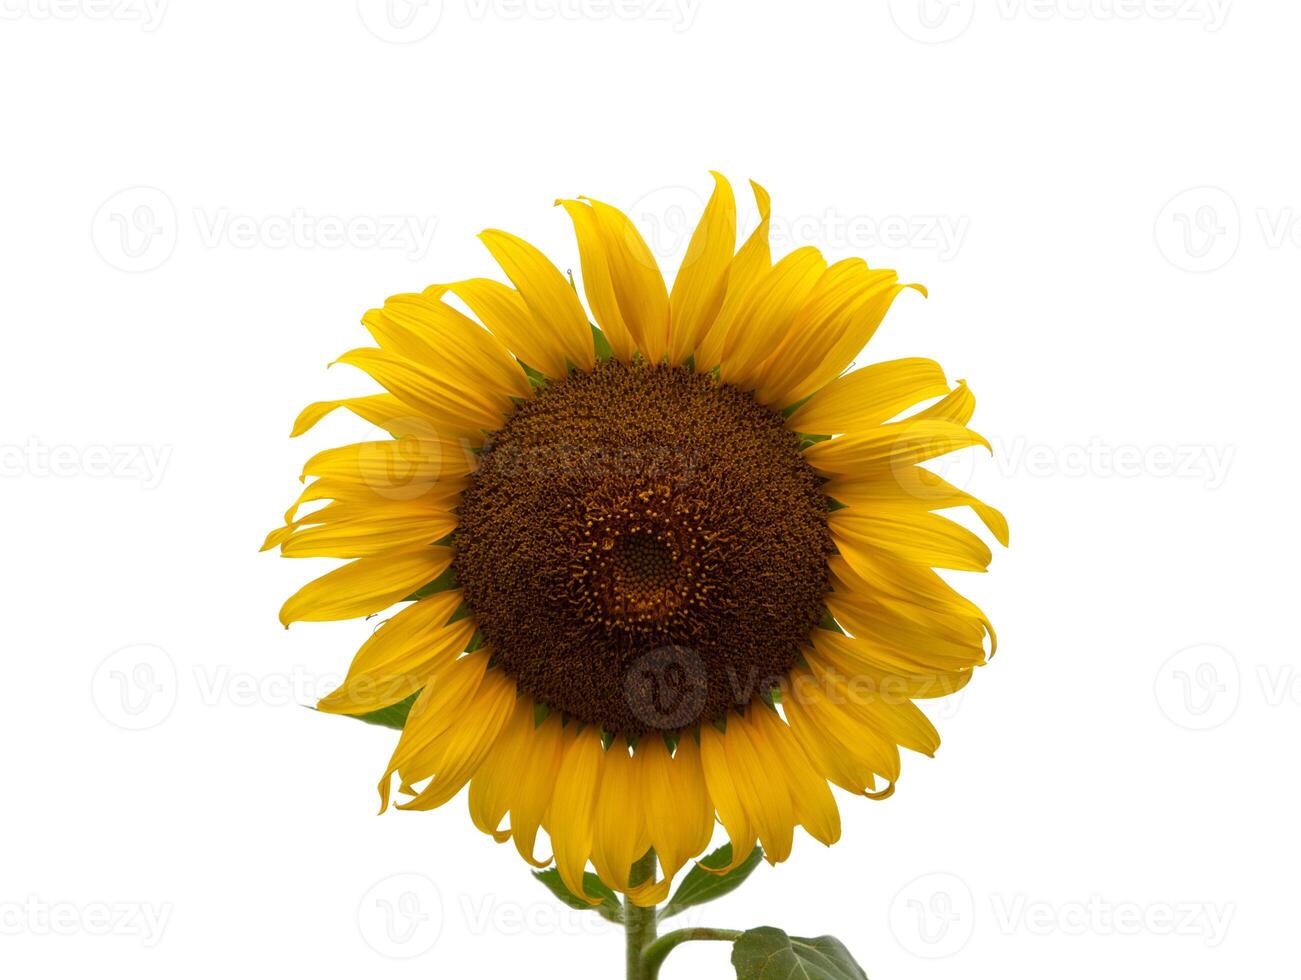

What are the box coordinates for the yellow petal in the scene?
[278,547,451,626]
[548,726,605,903]
[784,666,900,786]
[803,419,990,476]
[398,667,518,811]
[317,591,472,714]
[291,394,426,439]
[785,279,927,406]
[279,508,456,560]
[832,508,993,574]
[557,200,636,362]
[445,277,568,380]
[362,293,532,401]
[582,197,671,363]
[667,172,736,365]
[696,180,772,371]
[786,358,949,435]
[746,703,840,846]
[509,711,567,867]
[590,739,650,892]
[752,258,875,406]
[378,650,490,810]
[469,697,535,841]
[722,710,795,863]
[698,723,757,872]
[719,247,826,392]
[910,379,975,426]
[637,735,714,888]
[828,466,1009,548]
[334,347,508,440]
[479,229,595,372]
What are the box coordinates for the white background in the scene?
[1,1,1294,977]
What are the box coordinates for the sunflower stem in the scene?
[624,851,659,980]
[640,928,744,979]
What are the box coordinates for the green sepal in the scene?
[731,927,868,980]
[818,610,846,634]
[658,843,764,921]
[592,323,614,361]
[403,564,458,602]
[341,691,419,731]
[531,868,624,924]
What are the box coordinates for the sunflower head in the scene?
[265,174,1006,907]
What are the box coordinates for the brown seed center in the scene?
[452,360,832,735]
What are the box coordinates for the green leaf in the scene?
[731,927,868,980]
[659,843,763,920]
[342,692,419,731]
[532,868,623,924]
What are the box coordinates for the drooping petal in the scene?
[397,667,518,811]
[831,509,993,575]
[746,703,840,846]
[547,726,605,903]
[317,590,473,714]
[636,735,714,889]
[803,419,990,476]
[786,358,949,436]
[698,722,757,873]
[278,547,451,626]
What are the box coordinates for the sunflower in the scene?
[265,174,1006,908]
